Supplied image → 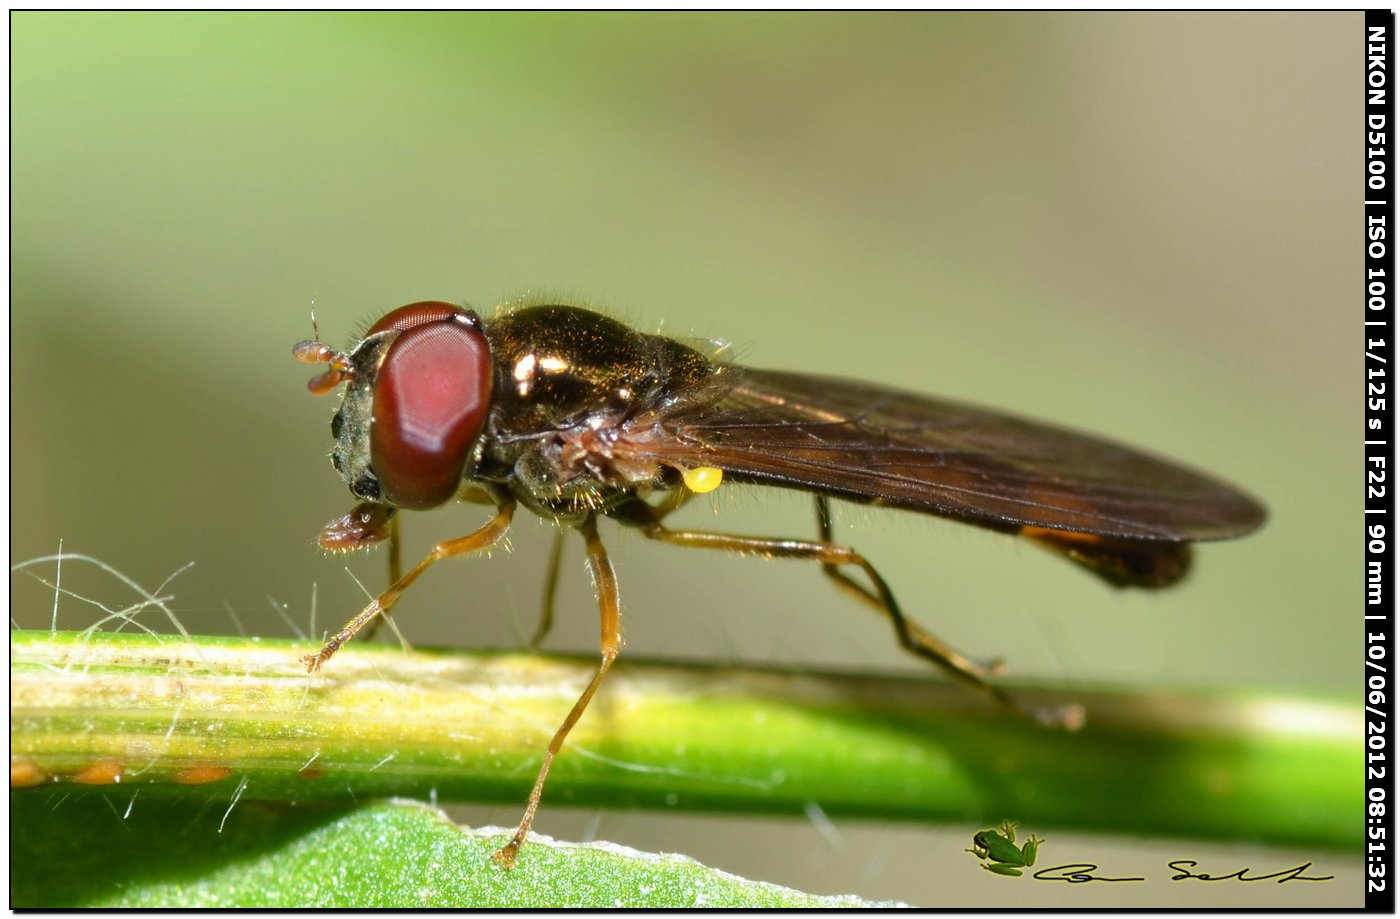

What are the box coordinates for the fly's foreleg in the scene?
[301,494,516,672]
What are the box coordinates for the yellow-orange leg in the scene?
[530,527,567,649]
[493,514,621,868]
[388,511,403,585]
[301,495,517,672]
[813,497,1006,679]
[626,498,1080,730]
[532,488,694,649]
[360,511,405,644]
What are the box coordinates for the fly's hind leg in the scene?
[814,497,1005,679]
[620,497,1080,730]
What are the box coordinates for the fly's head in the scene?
[293,301,495,550]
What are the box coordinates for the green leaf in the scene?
[11,795,887,907]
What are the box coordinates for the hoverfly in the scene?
[293,300,1265,867]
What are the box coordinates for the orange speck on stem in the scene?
[74,759,124,785]
[173,765,234,785]
[11,759,48,788]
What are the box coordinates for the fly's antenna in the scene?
[292,304,353,395]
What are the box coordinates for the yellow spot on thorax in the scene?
[681,466,724,494]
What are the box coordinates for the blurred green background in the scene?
[12,12,1356,906]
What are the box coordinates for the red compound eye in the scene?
[367,300,467,337]
[369,306,493,510]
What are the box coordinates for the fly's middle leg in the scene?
[493,514,622,868]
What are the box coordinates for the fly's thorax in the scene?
[478,304,720,516]
[482,306,664,434]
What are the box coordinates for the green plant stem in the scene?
[11,629,1359,848]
